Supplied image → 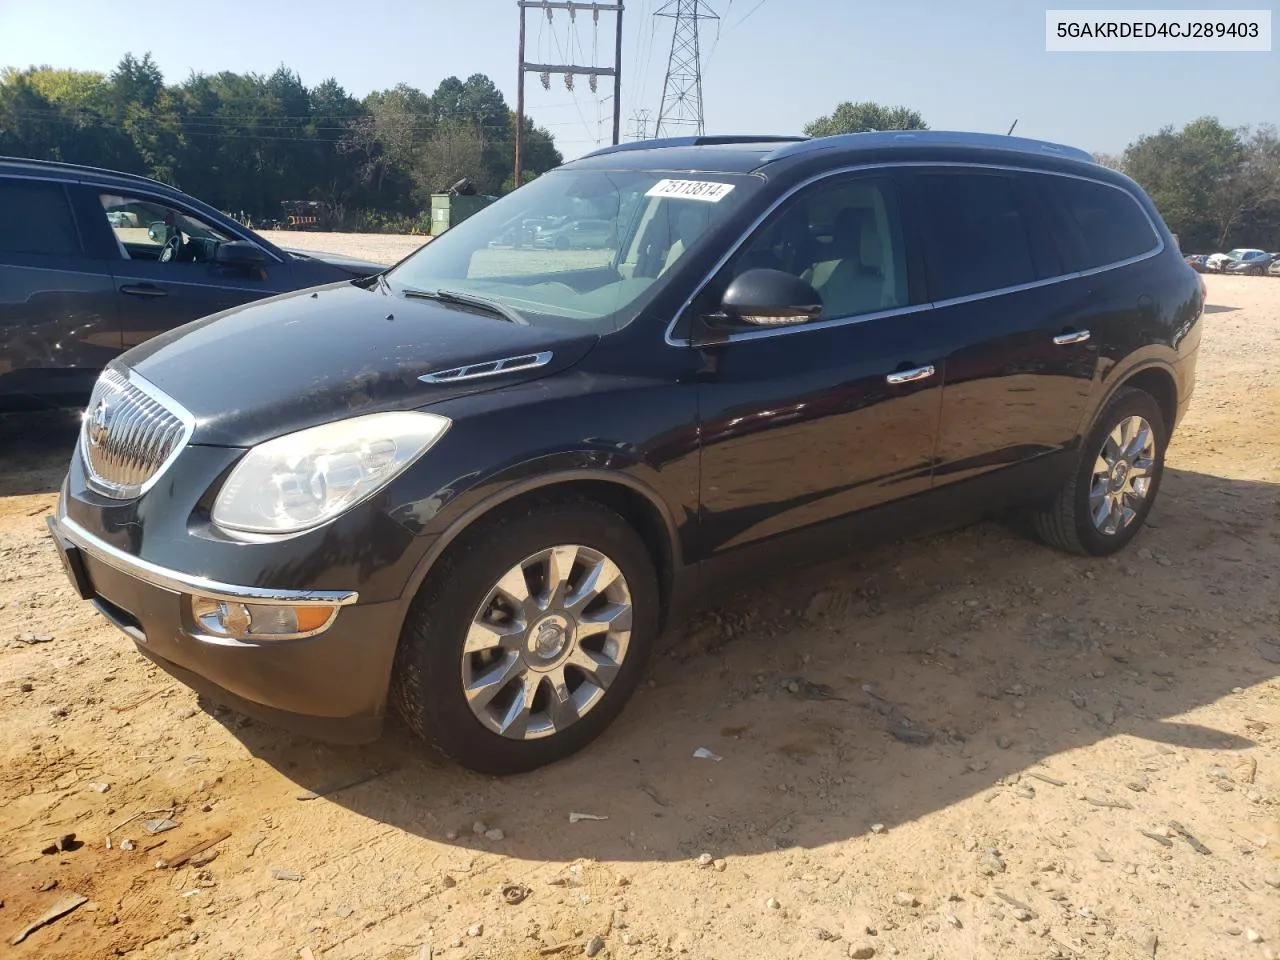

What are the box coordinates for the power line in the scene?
[724,0,767,35]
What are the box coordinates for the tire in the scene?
[391,497,660,775]
[555,235,571,251]
[1030,386,1167,557]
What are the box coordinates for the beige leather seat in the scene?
[803,208,885,317]
[661,205,712,275]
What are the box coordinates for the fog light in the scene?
[191,597,337,640]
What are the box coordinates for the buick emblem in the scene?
[87,399,111,448]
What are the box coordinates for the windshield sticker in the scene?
[645,179,735,203]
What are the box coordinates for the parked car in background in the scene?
[1185,253,1210,272]
[1205,248,1267,273]
[49,131,1202,775]
[1270,254,1280,276]
[533,217,618,250]
[1223,249,1273,275]
[0,157,387,411]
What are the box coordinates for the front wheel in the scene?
[391,498,660,775]
[1030,387,1167,556]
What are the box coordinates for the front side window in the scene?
[1046,176,1159,270]
[99,193,231,264]
[710,174,910,322]
[0,178,81,256]
[386,169,760,330]
[918,172,1036,301]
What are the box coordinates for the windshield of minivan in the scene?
[385,169,758,329]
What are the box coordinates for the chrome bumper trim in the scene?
[53,502,359,608]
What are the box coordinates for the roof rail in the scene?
[0,155,174,189]
[579,134,808,160]
[763,130,1096,165]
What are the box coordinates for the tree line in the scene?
[0,54,563,231]
[807,101,1280,253]
[5,66,1276,250]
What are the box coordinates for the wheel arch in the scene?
[1087,359,1179,440]
[401,469,684,632]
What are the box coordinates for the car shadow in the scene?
[0,410,81,498]
[207,465,1278,864]
[1203,304,1241,314]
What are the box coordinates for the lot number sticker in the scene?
[646,179,735,203]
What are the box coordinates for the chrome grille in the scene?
[81,367,193,499]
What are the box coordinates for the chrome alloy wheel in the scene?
[1089,415,1156,536]
[461,545,633,740]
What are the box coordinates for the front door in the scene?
[83,188,277,347]
[687,172,948,559]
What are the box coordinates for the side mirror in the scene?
[215,241,266,267]
[147,221,170,243]
[717,268,823,328]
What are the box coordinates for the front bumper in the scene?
[49,503,404,743]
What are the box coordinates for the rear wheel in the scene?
[1031,387,1167,556]
[392,498,659,775]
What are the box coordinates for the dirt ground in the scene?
[1,271,1277,960]
[257,231,430,265]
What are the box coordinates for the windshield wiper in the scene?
[401,287,527,325]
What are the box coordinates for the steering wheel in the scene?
[158,232,182,263]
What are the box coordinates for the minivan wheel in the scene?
[1030,387,1167,557]
[391,498,660,775]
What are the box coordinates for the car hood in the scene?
[281,247,390,276]
[122,281,599,447]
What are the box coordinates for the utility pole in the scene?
[515,1,625,188]
[628,108,653,140]
[654,0,717,137]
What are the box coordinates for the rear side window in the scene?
[1046,177,1159,270]
[0,177,82,256]
[917,173,1035,300]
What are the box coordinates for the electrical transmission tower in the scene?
[628,109,653,140]
[654,0,717,137]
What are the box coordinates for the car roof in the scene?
[565,130,1098,174]
[0,155,184,195]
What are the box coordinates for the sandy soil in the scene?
[258,231,430,265]
[1,272,1277,960]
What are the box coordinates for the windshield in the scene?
[386,169,759,330]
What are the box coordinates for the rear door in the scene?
[0,174,120,408]
[1029,169,1168,395]
[907,167,1098,492]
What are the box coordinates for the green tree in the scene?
[1124,117,1243,250]
[803,101,928,137]
[1,57,563,228]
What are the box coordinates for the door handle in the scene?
[1053,330,1091,345]
[120,283,167,298]
[885,364,936,385]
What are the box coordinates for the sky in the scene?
[0,0,1275,161]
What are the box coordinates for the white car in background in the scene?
[1206,248,1269,274]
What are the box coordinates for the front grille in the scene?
[81,367,193,499]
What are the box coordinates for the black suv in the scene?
[0,157,386,411]
[48,132,1202,774]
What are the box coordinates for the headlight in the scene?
[211,411,450,534]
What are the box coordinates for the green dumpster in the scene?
[429,194,497,236]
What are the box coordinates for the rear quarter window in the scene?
[1046,176,1159,270]
[0,177,82,256]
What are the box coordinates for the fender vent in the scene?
[418,351,553,384]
